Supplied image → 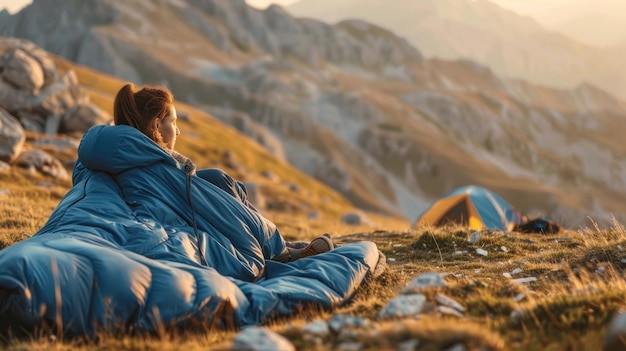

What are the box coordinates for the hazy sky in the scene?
[2,0,623,19]
[2,0,625,39]
[0,0,299,12]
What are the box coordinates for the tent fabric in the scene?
[0,125,381,336]
[413,185,524,231]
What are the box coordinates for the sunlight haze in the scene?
[2,0,625,47]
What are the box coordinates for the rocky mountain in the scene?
[287,0,626,101]
[3,0,626,228]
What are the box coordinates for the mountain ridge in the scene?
[287,0,626,101]
[3,0,626,228]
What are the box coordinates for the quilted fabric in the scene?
[0,125,381,336]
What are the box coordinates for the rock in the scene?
[0,38,98,137]
[1,48,44,93]
[446,343,467,351]
[328,314,372,333]
[60,101,111,134]
[0,161,9,173]
[232,326,295,351]
[0,108,25,163]
[302,320,329,336]
[13,149,68,180]
[468,231,481,243]
[307,211,319,220]
[476,248,488,256]
[378,294,426,319]
[604,310,626,351]
[435,293,466,313]
[397,339,420,351]
[36,70,80,116]
[510,307,525,325]
[261,170,279,181]
[208,107,286,161]
[510,277,537,284]
[341,212,370,226]
[16,110,46,133]
[33,136,80,150]
[437,305,464,318]
[336,342,364,351]
[44,114,63,135]
[402,272,446,294]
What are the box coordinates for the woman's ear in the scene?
[152,117,160,131]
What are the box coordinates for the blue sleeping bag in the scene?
[0,125,381,336]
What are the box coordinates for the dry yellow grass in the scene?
[3,221,626,350]
[3,52,626,351]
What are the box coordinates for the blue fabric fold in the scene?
[0,124,380,336]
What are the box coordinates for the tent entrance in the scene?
[435,198,469,227]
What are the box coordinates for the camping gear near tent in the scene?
[514,216,561,234]
[412,186,526,231]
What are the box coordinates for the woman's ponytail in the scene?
[113,83,142,128]
[113,82,174,149]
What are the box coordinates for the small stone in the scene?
[378,294,426,319]
[328,315,371,333]
[510,307,525,325]
[387,257,396,263]
[336,342,363,351]
[436,293,466,313]
[402,272,446,293]
[476,248,488,256]
[514,293,526,302]
[468,231,481,243]
[511,277,537,284]
[307,211,319,220]
[604,310,626,351]
[397,339,420,351]
[302,320,329,336]
[232,327,295,351]
[446,343,466,351]
[338,329,360,341]
[503,272,512,278]
[511,268,523,275]
[501,246,508,252]
[0,161,10,173]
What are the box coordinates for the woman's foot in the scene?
[299,233,334,259]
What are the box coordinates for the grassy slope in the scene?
[52,55,410,238]
[2,58,626,351]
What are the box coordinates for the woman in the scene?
[0,83,383,335]
[112,83,334,262]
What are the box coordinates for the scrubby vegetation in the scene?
[2,54,625,351]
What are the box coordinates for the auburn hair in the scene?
[113,83,174,148]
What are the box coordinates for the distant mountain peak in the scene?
[287,0,626,100]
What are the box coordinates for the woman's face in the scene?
[157,106,180,150]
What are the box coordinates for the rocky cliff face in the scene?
[288,0,626,101]
[4,0,626,228]
[0,37,110,178]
